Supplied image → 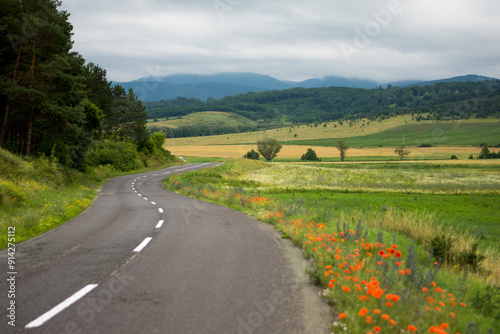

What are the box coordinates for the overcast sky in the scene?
[60,0,500,83]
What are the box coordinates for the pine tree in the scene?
[0,0,88,164]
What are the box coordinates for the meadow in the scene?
[147,111,259,129]
[164,159,500,334]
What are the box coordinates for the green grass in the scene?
[147,111,258,129]
[270,191,500,251]
[291,122,500,148]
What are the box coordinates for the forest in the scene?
[0,0,156,168]
[146,80,500,137]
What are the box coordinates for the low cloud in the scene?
[61,0,500,82]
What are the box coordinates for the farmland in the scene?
[164,159,500,333]
[168,145,488,161]
[162,116,499,147]
[159,115,500,333]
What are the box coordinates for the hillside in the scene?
[148,111,259,137]
[146,80,500,138]
[164,116,500,147]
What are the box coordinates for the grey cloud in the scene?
[61,0,500,82]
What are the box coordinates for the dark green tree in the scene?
[244,149,260,160]
[301,148,321,161]
[82,63,113,138]
[257,137,282,161]
[0,0,88,164]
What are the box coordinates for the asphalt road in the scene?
[0,163,331,333]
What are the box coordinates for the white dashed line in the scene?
[158,208,164,213]
[156,220,164,228]
[151,201,156,205]
[138,194,142,197]
[25,284,98,328]
[133,237,152,252]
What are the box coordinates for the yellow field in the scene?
[167,145,488,161]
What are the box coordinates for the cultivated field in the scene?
[168,145,486,161]
[163,116,499,147]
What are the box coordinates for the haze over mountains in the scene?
[115,73,498,102]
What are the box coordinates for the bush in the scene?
[244,149,260,160]
[301,148,321,161]
[84,141,140,172]
[451,155,458,160]
[149,131,166,150]
[418,143,434,147]
[429,235,455,266]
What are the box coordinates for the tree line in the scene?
[145,81,500,132]
[0,0,152,168]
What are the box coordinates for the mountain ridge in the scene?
[115,73,498,102]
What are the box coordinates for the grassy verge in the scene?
[163,159,499,333]
[0,148,180,249]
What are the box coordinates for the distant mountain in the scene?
[116,81,267,101]
[404,74,498,87]
[292,76,380,89]
[115,73,499,102]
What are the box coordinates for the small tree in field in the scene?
[395,146,411,160]
[336,140,349,162]
[244,149,260,160]
[301,148,321,161]
[257,138,282,161]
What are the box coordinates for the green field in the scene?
[148,111,258,129]
[291,122,500,148]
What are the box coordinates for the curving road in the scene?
[0,164,331,333]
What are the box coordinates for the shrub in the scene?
[84,141,140,172]
[458,243,485,273]
[429,234,454,265]
[470,285,500,320]
[244,149,260,160]
[451,155,458,159]
[301,148,321,161]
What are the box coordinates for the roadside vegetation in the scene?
[0,1,183,248]
[0,138,179,249]
[164,159,500,334]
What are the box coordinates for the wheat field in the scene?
[167,144,489,161]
